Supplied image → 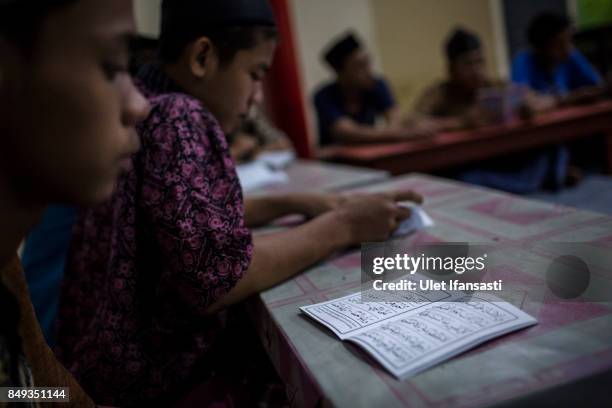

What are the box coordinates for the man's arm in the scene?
[331,115,437,144]
[207,190,421,313]
[558,51,607,106]
[330,116,415,144]
[558,85,608,106]
[405,112,467,132]
[243,193,344,228]
[209,211,354,313]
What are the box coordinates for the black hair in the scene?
[527,12,571,49]
[159,25,278,66]
[129,35,160,75]
[0,0,78,52]
[323,32,361,72]
[445,27,481,62]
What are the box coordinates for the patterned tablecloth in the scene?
[249,173,612,407]
[245,160,389,195]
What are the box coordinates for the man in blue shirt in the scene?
[512,12,604,101]
[510,12,607,191]
[314,32,429,145]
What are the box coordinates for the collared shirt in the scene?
[313,77,396,145]
[511,49,602,96]
[56,64,253,406]
[413,80,502,119]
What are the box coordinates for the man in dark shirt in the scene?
[314,32,429,145]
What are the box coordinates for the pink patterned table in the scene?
[250,174,612,407]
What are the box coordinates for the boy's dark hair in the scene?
[445,27,481,62]
[0,0,78,51]
[129,35,159,75]
[159,0,278,66]
[527,12,571,49]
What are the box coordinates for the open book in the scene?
[300,288,536,380]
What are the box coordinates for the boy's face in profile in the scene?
[192,36,278,135]
[340,49,376,90]
[543,28,573,65]
[0,0,149,206]
[450,49,487,92]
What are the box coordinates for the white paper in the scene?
[236,161,289,193]
[301,289,537,380]
[393,203,435,237]
[257,150,296,169]
[300,288,455,339]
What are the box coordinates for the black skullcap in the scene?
[445,28,481,61]
[159,0,277,63]
[527,12,571,49]
[161,0,276,37]
[323,32,362,71]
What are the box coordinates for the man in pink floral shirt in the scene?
[56,1,422,406]
[56,59,255,406]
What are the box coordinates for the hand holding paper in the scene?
[393,203,435,237]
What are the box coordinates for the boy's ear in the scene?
[188,37,216,79]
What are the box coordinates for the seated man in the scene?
[512,12,605,103]
[314,32,429,145]
[414,28,567,194]
[413,28,553,131]
[413,28,495,131]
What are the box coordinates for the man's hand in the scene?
[291,193,346,218]
[519,92,557,119]
[332,190,424,244]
